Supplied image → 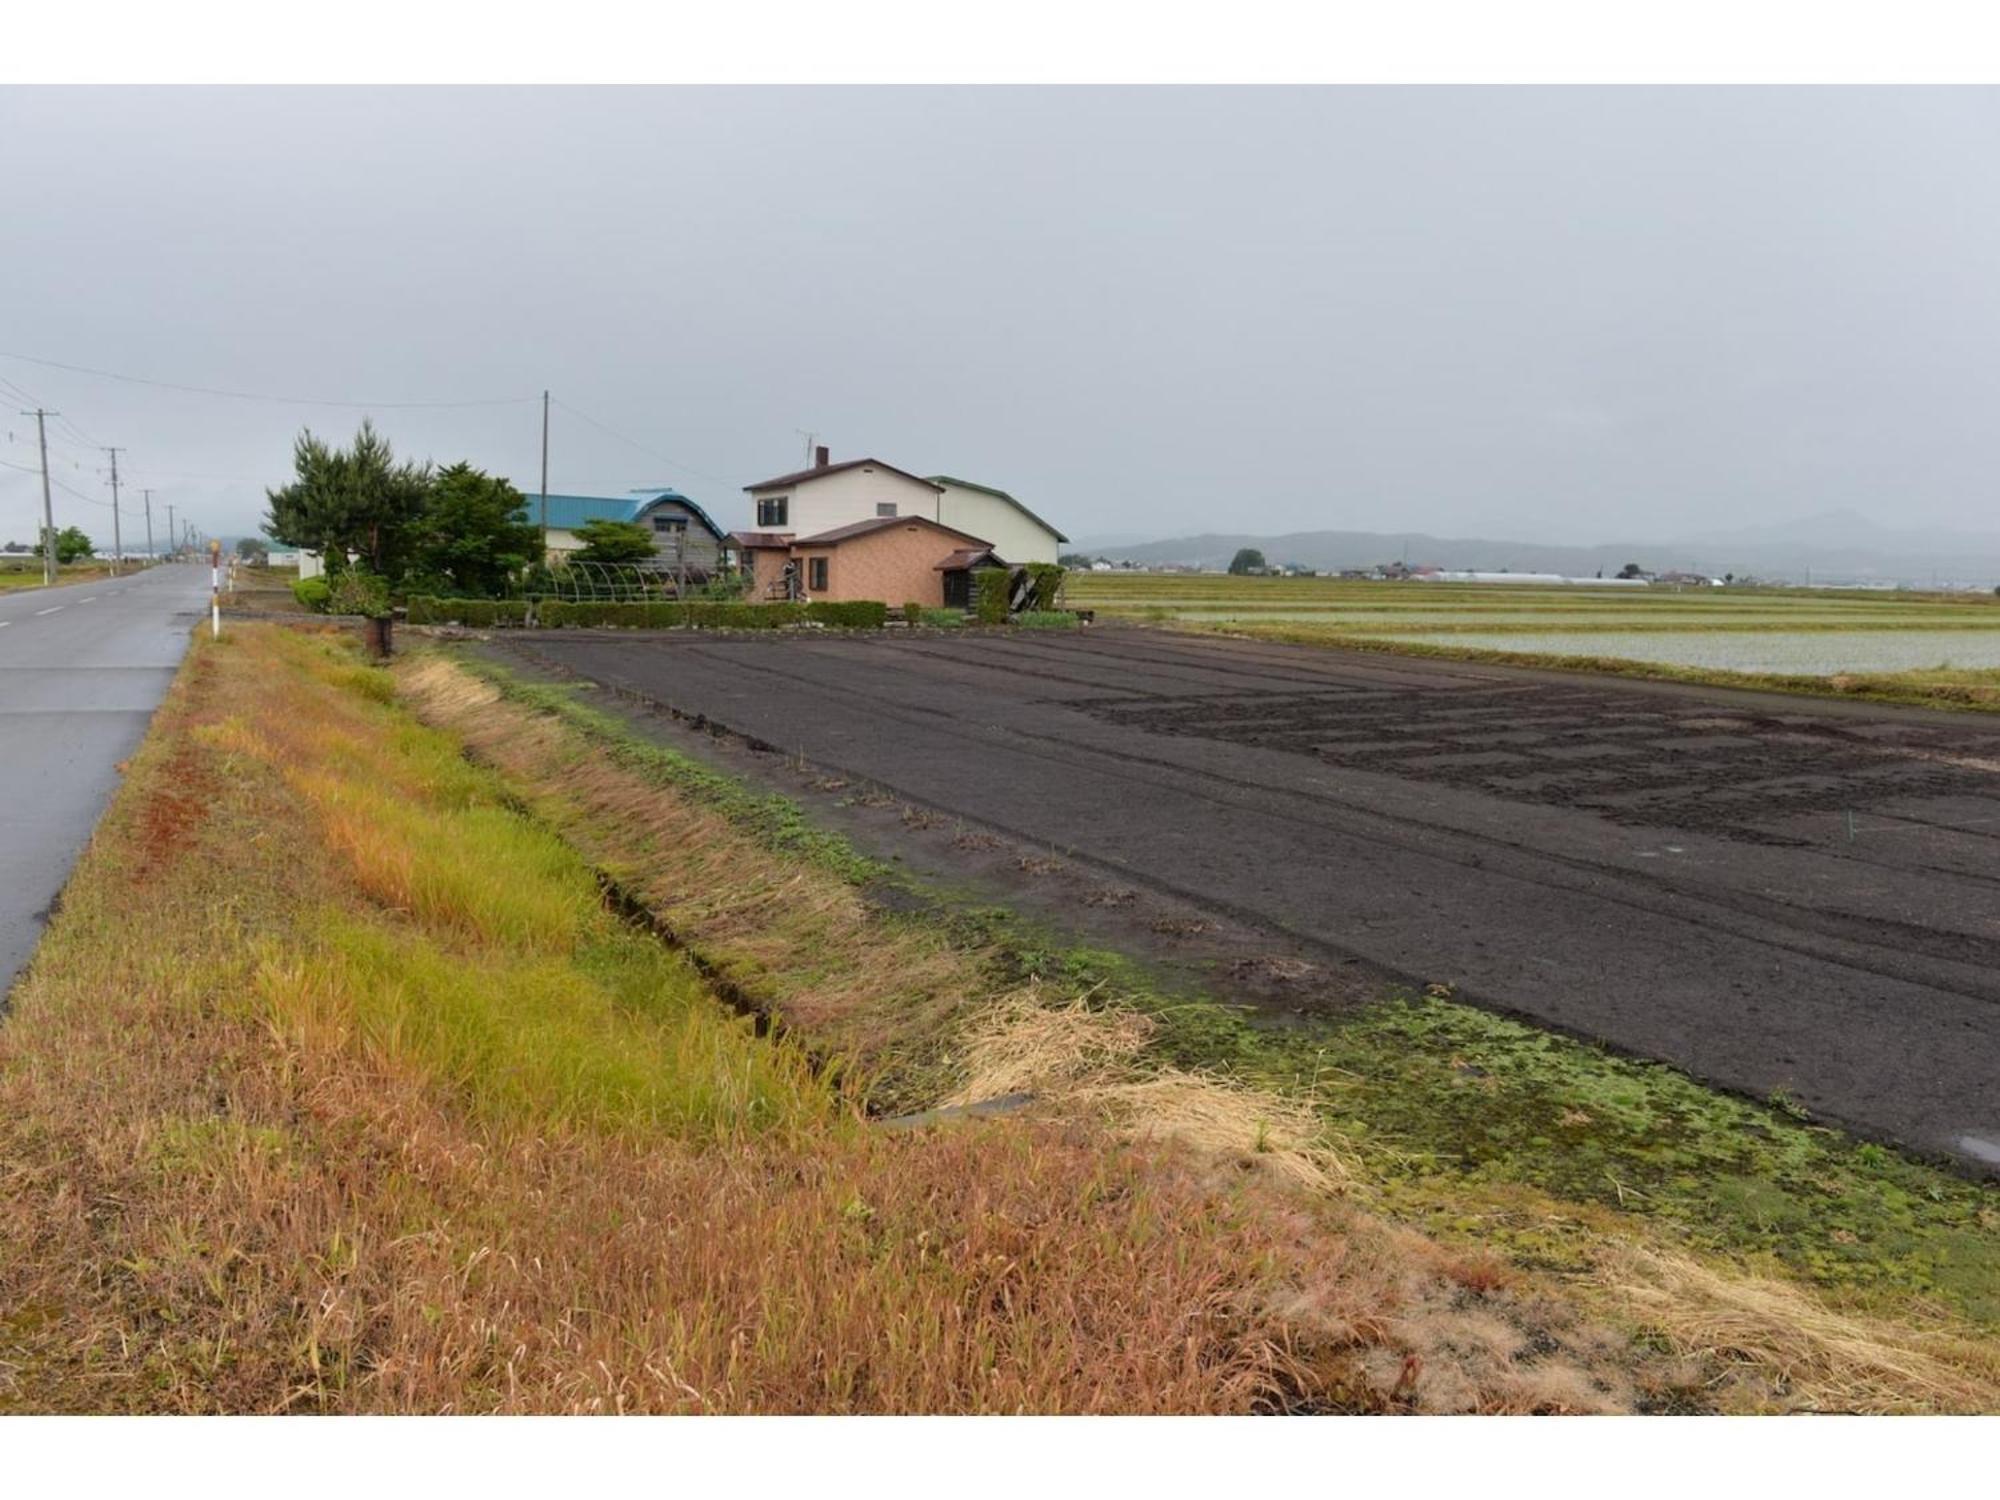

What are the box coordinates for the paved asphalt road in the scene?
[0,563,210,997]
[501,628,2000,1173]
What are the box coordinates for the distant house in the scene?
[732,516,1002,609]
[739,449,1067,567]
[524,488,731,574]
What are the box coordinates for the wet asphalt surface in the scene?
[498,626,2000,1173]
[0,563,210,997]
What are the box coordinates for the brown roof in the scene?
[794,515,992,549]
[743,458,945,494]
[935,546,1006,571]
[729,530,794,548]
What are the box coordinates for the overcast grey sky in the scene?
[2,86,1997,549]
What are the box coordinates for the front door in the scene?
[942,569,971,610]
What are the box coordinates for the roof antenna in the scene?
[795,429,818,467]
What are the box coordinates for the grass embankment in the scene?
[403,646,1999,1412]
[0,562,117,593]
[5,621,1650,1414]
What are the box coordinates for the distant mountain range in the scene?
[1070,510,2000,587]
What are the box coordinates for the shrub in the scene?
[1024,563,1067,611]
[292,576,333,613]
[1014,610,1079,630]
[902,602,924,625]
[920,608,966,629]
[684,602,804,629]
[529,599,826,631]
[327,569,391,618]
[974,567,1011,625]
[406,596,530,628]
[805,600,888,629]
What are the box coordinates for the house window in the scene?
[652,515,686,533]
[875,502,897,517]
[756,495,788,527]
[808,557,828,592]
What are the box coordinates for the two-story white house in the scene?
[741,449,1067,565]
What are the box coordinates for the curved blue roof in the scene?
[519,487,728,540]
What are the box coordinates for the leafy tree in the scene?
[1616,562,1646,579]
[264,420,432,579]
[1227,547,1267,576]
[571,519,656,565]
[407,463,542,596]
[39,525,94,564]
[235,537,270,564]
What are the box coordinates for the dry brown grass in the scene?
[2,623,1649,1413]
[1606,1248,2000,1414]
[944,991,1347,1195]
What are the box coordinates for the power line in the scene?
[0,350,539,410]
[0,455,138,512]
[549,397,742,491]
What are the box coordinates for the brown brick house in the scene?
[732,516,1003,608]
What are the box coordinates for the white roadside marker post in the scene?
[209,538,222,638]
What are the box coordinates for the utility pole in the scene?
[20,409,58,586]
[104,447,124,575]
[539,389,550,556]
[166,503,176,560]
[141,488,155,563]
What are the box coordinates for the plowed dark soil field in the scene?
[494,626,2000,1172]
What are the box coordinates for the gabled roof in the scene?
[519,487,728,540]
[935,545,1007,571]
[794,515,992,549]
[927,475,1070,544]
[744,458,944,494]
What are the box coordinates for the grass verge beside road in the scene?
[6,620,1677,1414]
[0,562,118,593]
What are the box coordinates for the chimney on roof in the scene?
[814,445,830,469]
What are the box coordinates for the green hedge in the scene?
[405,596,529,627]
[292,576,333,613]
[539,600,813,630]
[405,595,891,631]
[1024,563,1066,611]
[1013,610,1080,630]
[974,567,1011,625]
[804,600,888,629]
